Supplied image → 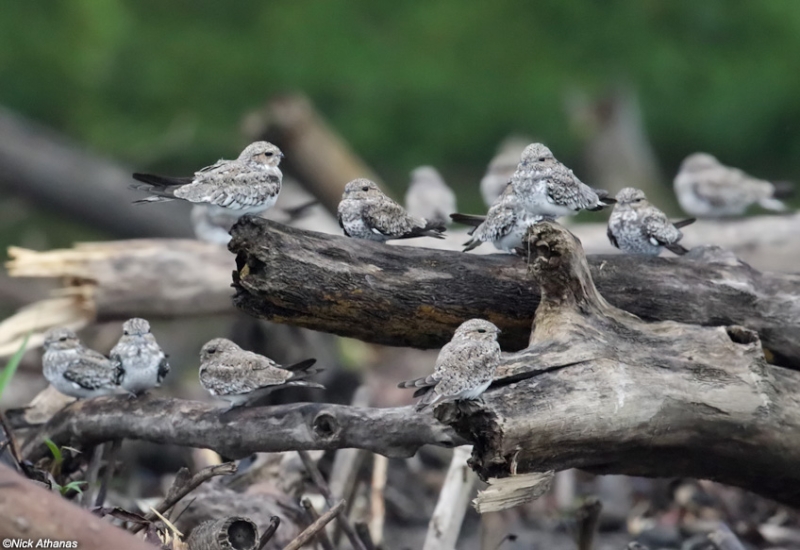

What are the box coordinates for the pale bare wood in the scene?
[422,445,477,550]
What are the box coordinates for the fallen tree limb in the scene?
[0,462,153,550]
[21,395,463,463]
[437,222,800,509]
[229,217,800,368]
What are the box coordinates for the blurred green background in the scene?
[1,0,799,228]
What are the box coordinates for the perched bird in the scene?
[191,199,318,245]
[337,179,445,242]
[674,153,789,217]
[480,136,530,207]
[607,188,695,256]
[398,319,501,411]
[42,328,121,399]
[451,186,544,253]
[131,141,284,215]
[198,338,323,408]
[404,166,457,227]
[511,143,613,219]
[110,318,169,395]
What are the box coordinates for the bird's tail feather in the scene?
[462,238,482,252]
[666,243,690,256]
[281,200,319,223]
[131,172,192,187]
[673,218,696,229]
[450,213,486,228]
[284,358,319,378]
[758,197,788,212]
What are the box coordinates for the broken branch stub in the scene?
[437,222,800,509]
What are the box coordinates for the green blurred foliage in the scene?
[1,0,799,208]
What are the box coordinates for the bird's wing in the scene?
[194,158,229,175]
[642,211,681,246]
[362,198,423,237]
[175,167,280,208]
[607,225,619,249]
[62,350,118,390]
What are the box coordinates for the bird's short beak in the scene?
[497,328,503,334]
[279,152,285,159]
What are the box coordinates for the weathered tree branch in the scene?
[0,463,153,550]
[437,222,800,508]
[21,394,463,463]
[229,217,800,368]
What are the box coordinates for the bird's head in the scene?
[453,319,502,341]
[520,143,554,164]
[43,327,80,351]
[615,187,648,207]
[680,152,719,173]
[122,317,151,337]
[410,166,446,188]
[240,141,284,167]
[199,338,240,362]
[343,178,381,200]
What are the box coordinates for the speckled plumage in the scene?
[198,338,323,408]
[674,153,787,217]
[452,186,544,253]
[338,179,445,242]
[398,319,501,411]
[131,141,284,215]
[110,318,169,395]
[607,188,694,256]
[42,328,121,399]
[480,136,529,207]
[511,143,611,218]
[404,166,457,226]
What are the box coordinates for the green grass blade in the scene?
[0,333,30,399]
[44,437,63,464]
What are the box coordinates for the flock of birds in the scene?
[39,138,792,411]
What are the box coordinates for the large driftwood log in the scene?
[229,217,800,368]
[0,463,154,550]
[438,222,800,508]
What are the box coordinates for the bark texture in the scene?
[230,217,800,368]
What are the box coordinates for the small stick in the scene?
[297,450,368,550]
[301,498,335,550]
[81,444,104,507]
[708,523,747,550]
[369,454,388,547]
[283,500,346,550]
[576,496,603,550]
[257,516,281,550]
[130,462,237,534]
[422,445,476,550]
[94,439,121,508]
[354,522,377,550]
[0,410,22,467]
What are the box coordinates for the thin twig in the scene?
[283,500,346,550]
[0,410,22,467]
[257,516,281,550]
[81,444,104,508]
[355,522,377,550]
[94,439,121,508]
[301,498,335,550]
[369,453,388,547]
[130,462,237,534]
[298,450,368,550]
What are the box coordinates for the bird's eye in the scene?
[477,329,486,333]
[361,186,369,192]
[538,157,545,162]
[264,152,273,157]
[58,336,68,342]
[123,330,129,336]
[207,347,216,354]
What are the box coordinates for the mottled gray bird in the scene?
[110,318,169,395]
[511,143,612,219]
[338,179,445,242]
[42,328,121,399]
[607,188,695,256]
[451,186,544,253]
[404,166,457,227]
[198,338,323,408]
[131,141,284,214]
[674,153,789,217]
[398,319,501,411]
[480,136,530,207]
